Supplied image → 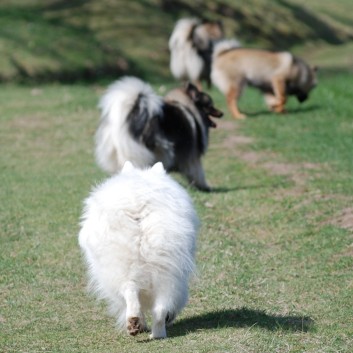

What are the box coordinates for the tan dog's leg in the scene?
[271,78,287,113]
[227,86,246,119]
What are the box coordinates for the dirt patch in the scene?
[217,120,353,238]
[216,120,322,191]
[337,244,353,258]
[232,151,305,183]
[8,114,51,130]
[262,162,319,176]
[291,193,336,210]
[217,120,238,132]
[262,161,322,189]
[324,207,353,232]
[216,119,353,235]
[221,135,254,150]
[217,120,254,149]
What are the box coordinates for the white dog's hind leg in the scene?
[150,304,168,339]
[150,284,186,339]
[123,284,145,336]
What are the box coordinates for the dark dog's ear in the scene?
[185,82,200,101]
[312,65,319,72]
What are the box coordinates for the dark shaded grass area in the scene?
[0,0,352,83]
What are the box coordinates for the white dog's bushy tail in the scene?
[168,18,204,82]
[95,76,163,174]
[169,18,199,51]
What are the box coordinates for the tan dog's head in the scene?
[289,57,318,103]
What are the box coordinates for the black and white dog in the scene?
[95,77,223,191]
[169,18,225,88]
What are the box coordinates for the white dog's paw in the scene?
[127,316,145,336]
[149,332,167,339]
[149,325,167,339]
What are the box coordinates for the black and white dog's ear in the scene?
[185,82,200,101]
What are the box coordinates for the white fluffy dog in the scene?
[78,161,199,339]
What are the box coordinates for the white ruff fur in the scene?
[211,39,242,94]
[96,77,163,173]
[79,162,199,339]
[169,18,204,81]
[212,39,241,61]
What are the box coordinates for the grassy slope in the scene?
[0,0,352,82]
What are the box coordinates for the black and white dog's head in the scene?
[155,82,223,191]
[184,82,223,127]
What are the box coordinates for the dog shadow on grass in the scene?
[246,104,320,118]
[211,180,289,193]
[169,308,315,337]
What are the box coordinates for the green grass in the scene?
[1,0,353,351]
[1,70,353,352]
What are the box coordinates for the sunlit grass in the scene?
[1,71,353,352]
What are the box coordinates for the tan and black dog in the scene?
[211,40,318,119]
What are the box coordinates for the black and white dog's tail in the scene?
[96,77,163,174]
[169,18,205,83]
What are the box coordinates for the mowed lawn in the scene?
[1,71,353,352]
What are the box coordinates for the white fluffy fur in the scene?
[169,18,204,82]
[96,77,163,173]
[79,162,199,339]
